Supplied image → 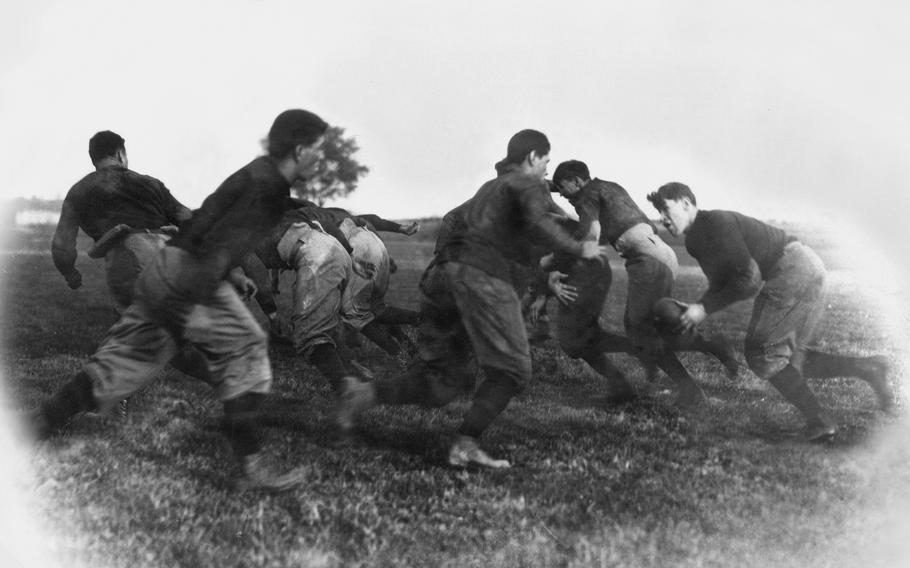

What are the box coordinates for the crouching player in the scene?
[525,222,639,403]
[646,182,894,441]
[242,202,361,402]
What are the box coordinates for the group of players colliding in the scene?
[33,109,895,490]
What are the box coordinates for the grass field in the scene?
[1,222,908,568]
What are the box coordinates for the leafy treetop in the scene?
[292,125,369,205]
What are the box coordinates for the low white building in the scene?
[14,209,59,226]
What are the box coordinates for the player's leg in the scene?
[554,256,637,400]
[659,327,741,380]
[650,297,742,382]
[582,348,636,403]
[625,254,705,406]
[376,262,475,406]
[359,320,403,359]
[114,234,215,385]
[103,232,174,415]
[375,305,420,326]
[801,351,893,411]
[346,227,415,363]
[283,228,357,395]
[746,243,836,440]
[785,244,894,411]
[337,262,476,431]
[556,302,636,402]
[183,280,304,490]
[447,262,532,469]
[169,341,214,384]
[35,302,178,437]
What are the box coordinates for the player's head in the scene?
[266,109,329,181]
[495,129,550,179]
[267,109,328,158]
[88,130,126,167]
[647,182,698,237]
[552,160,591,198]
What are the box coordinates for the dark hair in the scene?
[552,160,591,186]
[646,182,697,211]
[88,130,125,164]
[495,129,550,174]
[267,109,329,159]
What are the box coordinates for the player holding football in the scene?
[646,182,894,441]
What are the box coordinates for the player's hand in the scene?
[266,312,290,344]
[528,295,547,326]
[676,302,707,334]
[547,271,578,305]
[579,241,610,262]
[232,274,258,301]
[399,222,420,236]
[64,269,82,290]
[539,253,555,271]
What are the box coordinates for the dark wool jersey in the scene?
[169,156,293,280]
[320,207,403,233]
[289,199,403,234]
[434,199,471,256]
[685,209,795,313]
[52,165,191,276]
[56,165,190,240]
[569,178,655,245]
[439,165,582,283]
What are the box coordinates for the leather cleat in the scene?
[117,398,129,418]
[805,420,838,443]
[644,362,660,383]
[348,360,375,381]
[335,375,376,432]
[714,342,742,380]
[328,429,357,449]
[25,409,56,443]
[676,384,707,409]
[723,359,743,381]
[238,453,306,492]
[447,435,510,469]
[394,349,410,369]
[857,355,894,412]
[602,380,636,405]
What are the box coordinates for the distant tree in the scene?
[292,126,369,205]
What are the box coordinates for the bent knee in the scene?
[424,368,469,407]
[484,366,528,396]
[744,341,789,379]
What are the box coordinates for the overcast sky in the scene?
[2,0,908,257]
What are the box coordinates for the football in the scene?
[652,296,686,332]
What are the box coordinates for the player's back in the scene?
[65,166,186,239]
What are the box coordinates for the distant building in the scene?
[15,209,59,226]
